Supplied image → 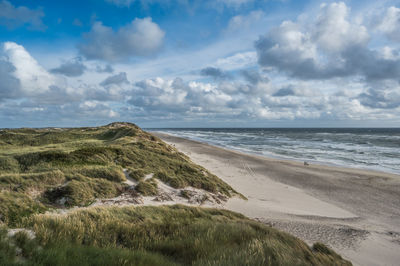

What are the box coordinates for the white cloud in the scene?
[3,42,54,94]
[255,2,400,81]
[377,6,400,42]
[79,101,119,118]
[0,42,130,106]
[314,2,369,52]
[79,18,165,62]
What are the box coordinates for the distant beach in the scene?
[154,132,400,266]
[150,128,400,175]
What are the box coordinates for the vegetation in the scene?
[135,178,158,196]
[126,168,145,182]
[0,205,351,265]
[0,122,238,225]
[0,123,351,265]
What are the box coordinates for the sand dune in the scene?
[154,132,400,266]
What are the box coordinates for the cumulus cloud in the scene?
[2,42,54,95]
[0,0,46,31]
[1,39,398,125]
[50,58,87,77]
[313,2,369,53]
[377,6,400,42]
[78,101,119,118]
[255,2,400,81]
[79,18,165,62]
[126,75,334,121]
[123,71,400,123]
[0,42,128,106]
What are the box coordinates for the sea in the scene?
[148,128,400,175]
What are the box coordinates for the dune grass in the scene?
[0,122,239,225]
[1,205,350,266]
[135,178,158,196]
[0,192,47,227]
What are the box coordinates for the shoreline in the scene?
[152,131,400,178]
[148,130,400,178]
[153,132,400,266]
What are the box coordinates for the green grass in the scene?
[0,192,47,227]
[0,226,178,266]
[0,122,239,225]
[4,205,350,266]
[126,168,145,181]
[135,178,158,196]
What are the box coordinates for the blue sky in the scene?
[0,0,400,128]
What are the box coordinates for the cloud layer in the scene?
[1,1,400,127]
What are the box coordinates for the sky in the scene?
[0,0,400,128]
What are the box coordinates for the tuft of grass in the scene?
[0,192,47,227]
[44,175,123,206]
[0,227,17,264]
[135,179,158,196]
[0,156,19,172]
[71,165,126,182]
[0,170,65,193]
[17,205,351,266]
[127,168,146,182]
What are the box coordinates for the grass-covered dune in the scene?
[0,123,351,265]
[0,122,237,225]
[1,205,350,266]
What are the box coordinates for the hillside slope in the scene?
[0,122,237,224]
[0,123,351,265]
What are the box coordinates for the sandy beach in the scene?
[154,132,400,266]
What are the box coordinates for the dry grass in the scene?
[13,205,351,266]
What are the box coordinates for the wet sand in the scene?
[154,132,400,266]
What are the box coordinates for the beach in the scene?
[154,132,400,266]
